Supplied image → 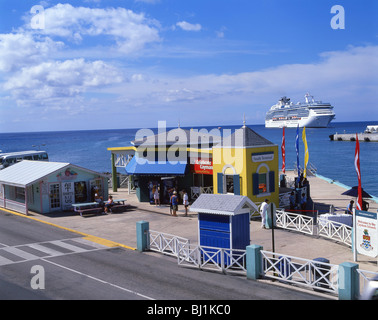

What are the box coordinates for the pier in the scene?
[330,132,378,142]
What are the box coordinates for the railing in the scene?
[317,220,352,247]
[276,208,353,247]
[190,186,213,200]
[276,209,315,235]
[149,230,190,257]
[178,244,247,275]
[261,250,339,294]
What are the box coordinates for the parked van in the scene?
[0,151,48,169]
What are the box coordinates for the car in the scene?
[360,276,378,300]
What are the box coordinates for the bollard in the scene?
[246,245,263,280]
[136,221,149,252]
[338,262,360,300]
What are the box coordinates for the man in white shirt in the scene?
[260,199,269,229]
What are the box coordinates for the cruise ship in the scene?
[265,94,336,128]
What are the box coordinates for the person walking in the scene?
[170,191,178,217]
[153,186,160,206]
[182,189,189,216]
[260,199,269,229]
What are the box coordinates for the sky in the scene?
[0,0,377,132]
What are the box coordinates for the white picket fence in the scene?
[148,229,378,297]
[177,244,247,275]
[275,209,352,247]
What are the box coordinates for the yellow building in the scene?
[212,125,279,206]
[108,124,279,207]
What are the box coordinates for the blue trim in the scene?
[125,156,188,175]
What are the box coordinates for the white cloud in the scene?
[176,21,202,32]
[109,45,378,125]
[0,33,63,72]
[4,58,123,104]
[27,3,161,54]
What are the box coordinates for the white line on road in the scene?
[42,258,155,300]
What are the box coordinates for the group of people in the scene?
[169,189,189,217]
[152,185,190,217]
[288,191,307,211]
[94,193,114,214]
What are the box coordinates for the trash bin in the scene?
[278,256,292,282]
[312,257,330,291]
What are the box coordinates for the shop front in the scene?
[0,161,108,215]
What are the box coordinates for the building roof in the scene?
[189,193,258,216]
[131,127,222,148]
[220,125,275,148]
[0,161,106,187]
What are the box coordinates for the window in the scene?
[15,187,25,202]
[225,175,234,194]
[253,167,275,196]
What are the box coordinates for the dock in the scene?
[330,132,378,142]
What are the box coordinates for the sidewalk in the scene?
[24,173,378,273]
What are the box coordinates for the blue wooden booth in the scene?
[190,194,258,265]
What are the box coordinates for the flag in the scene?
[296,124,300,176]
[302,127,309,178]
[354,133,363,210]
[281,126,286,174]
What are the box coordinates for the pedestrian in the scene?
[170,191,178,217]
[289,191,296,210]
[104,195,114,214]
[300,193,307,211]
[182,189,189,216]
[346,200,354,214]
[260,199,269,229]
[153,186,160,206]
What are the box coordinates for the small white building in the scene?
[0,161,108,215]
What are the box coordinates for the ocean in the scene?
[1,121,377,198]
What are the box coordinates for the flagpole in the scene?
[354,133,363,210]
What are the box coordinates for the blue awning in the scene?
[125,156,188,176]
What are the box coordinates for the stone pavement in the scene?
[24,173,378,273]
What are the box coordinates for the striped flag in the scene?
[302,127,309,178]
[354,133,363,210]
[296,124,300,176]
[281,126,286,173]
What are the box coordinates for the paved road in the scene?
[0,211,328,301]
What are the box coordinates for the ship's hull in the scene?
[265,114,335,128]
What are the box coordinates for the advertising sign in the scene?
[193,159,213,175]
[354,210,378,258]
[62,181,75,211]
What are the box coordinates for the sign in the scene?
[193,159,213,175]
[354,210,378,258]
[252,152,274,163]
[61,182,75,211]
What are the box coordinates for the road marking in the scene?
[49,240,88,253]
[28,243,63,256]
[2,247,39,261]
[43,259,155,300]
[0,208,136,251]
[0,237,110,266]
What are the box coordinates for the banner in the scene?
[295,125,300,176]
[302,127,309,178]
[354,133,363,210]
[281,126,285,174]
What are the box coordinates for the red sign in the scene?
[193,159,213,175]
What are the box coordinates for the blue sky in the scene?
[0,0,377,132]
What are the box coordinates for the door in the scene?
[49,183,61,211]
